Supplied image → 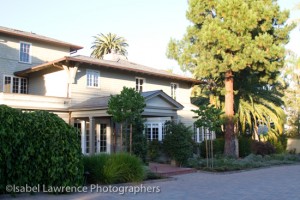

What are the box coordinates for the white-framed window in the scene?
[19,42,31,63]
[145,122,165,141]
[171,83,178,100]
[193,126,216,143]
[86,69,100,88]
[3,75,28,94]
[135,77,145,92]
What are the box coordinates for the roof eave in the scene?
[0,29,83,51]
[65,57,202,84]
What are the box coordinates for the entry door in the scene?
[95,123,109,153]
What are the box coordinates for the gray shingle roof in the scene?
[15,55,201,84]
[0,26,82,51]
[71,55,198,83]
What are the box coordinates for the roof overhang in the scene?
[15,56,203,84]
[0,28,82,52]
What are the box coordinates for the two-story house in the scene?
[0,26,203,155]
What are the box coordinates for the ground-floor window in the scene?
[144,122,165,141]
[193,126,216,143]
[74,120,108,155]
[100,124,107,152]
[95,123,107,153]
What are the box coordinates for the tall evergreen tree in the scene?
[167,0,294,157]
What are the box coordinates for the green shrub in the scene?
[83,153,145,184]
[251,141,275,156]
[0,105,83,194]
[103,153,145,184]
[239,137,252,157]
[82,154,109,183]
[200,138,225,158]
[163,121,193,166]
[147,140,162,161]
[131,118,147,163]
[268,136,287,154]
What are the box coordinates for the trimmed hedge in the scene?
[0,105,83,194]
[163,121,193,166]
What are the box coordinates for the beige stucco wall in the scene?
[71,66,194,105]
[28,68,68,97]
[0,34,70,92]
[287,138,300,153]
[69,65,198,126]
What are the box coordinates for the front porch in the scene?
[69,90,184,155]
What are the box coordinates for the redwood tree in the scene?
[167,0,294,157]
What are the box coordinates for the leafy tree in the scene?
[193,105,224,132]
[91,33,129,59]
[167,0,294,157]
[107,87,146,152]
[282,52,300,137]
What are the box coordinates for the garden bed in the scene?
[188,153,300,172]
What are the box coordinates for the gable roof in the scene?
[141,90,184,109]
[0,26,82,52]
[69,90,183,111]
[15,55,201,84]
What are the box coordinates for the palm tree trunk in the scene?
[224,70,238,157]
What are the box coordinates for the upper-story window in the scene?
[136,77,144,92]
[3,75,28,94]
[19,42,31,63]
[171,83,178,100]
[86,69,100,88]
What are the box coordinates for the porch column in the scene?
[158,123,163,141]
[81,120,86,154]
[89,117,95,155]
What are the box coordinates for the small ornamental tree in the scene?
[107,87,146,153]
[193,105,224,167]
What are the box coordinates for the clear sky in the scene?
[0,0,299,74]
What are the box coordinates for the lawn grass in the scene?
[188,153,300,172]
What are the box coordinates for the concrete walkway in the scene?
[1,164,300,200]
[149,162,197,176]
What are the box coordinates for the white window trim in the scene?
[86,69,100,88]
[135,77,145,92]
[19,41,32,64]
[3,75,28,94]
[194,127,216,143]
[171,82,179,99]
[145,122,164,142]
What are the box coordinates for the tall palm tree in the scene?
[91,33,129,59]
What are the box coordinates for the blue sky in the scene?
[0,0,299,74]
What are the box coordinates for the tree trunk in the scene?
[120,123,123,152]
[224,70,238,157]
[130,123,132,154]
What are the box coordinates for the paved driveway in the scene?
[1,164,300,200]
